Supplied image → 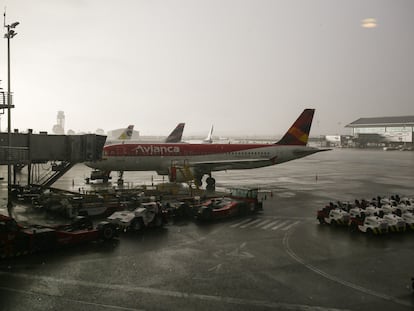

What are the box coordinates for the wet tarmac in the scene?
[1,148,414,311]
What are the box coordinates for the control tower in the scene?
[52,111,65,134]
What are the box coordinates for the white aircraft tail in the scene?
[203,125,214,143]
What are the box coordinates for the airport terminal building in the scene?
[345,115,414,147]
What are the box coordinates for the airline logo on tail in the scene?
[276,109,314,145]
[118,125,134,140]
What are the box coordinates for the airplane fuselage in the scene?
[86,143,321,176]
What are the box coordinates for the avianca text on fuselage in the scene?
[133,145,181,156]
[105,143,267,157]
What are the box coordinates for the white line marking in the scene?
[229,218,254,228]
[262,220,281,229]
[240,219,262,228]
[254,219,272,228]
[271,221,290,230]
[282,228,412,308]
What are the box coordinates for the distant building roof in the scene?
[346,115,414,128]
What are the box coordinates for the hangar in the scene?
[345,115,414,147]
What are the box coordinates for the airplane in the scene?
[105,125,135,145]
[86,109,328,190]
[107,123,185,145]
[203,125,214,143]
[164,122,185,143]
[117,125,134,140]
[184,125,214,144]
[88,123,185,183]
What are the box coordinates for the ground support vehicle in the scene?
[86,169,112,183]
[364,205,384,217]
[382,213,406,232]
[107,202,168,231]
[349,215,388,234]
[348,207,365,218]
[194,197,241,221]
[192,187,263,221]
[164,200,194,220]
[33,191,126,218]
[317,205,350,225]
[401,212,414,230]
[62,195,126,218]
[228,188,263,212]
[0,214,118,258]
[394,203,413,216]
[381,204,398,215]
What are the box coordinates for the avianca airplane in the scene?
[86,109,327,190]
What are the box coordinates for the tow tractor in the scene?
[382,213,406,232]
[401,212,414,230]
[349,214,388,234]
[317,203,350,225]
[0,214,118,258]
[107,202,168,231]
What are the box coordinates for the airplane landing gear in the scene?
[194,176,203,188]
[206,176,216,192]
[117,171,124,186]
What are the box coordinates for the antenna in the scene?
[3,7,6,27]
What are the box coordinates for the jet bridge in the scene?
[0,131,106,187]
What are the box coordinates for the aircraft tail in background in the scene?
[203,125,214,143]
[117,125,134,140]
[165,123,185,143]
[275,109,315,146]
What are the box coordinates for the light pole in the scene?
[4,12,19,210]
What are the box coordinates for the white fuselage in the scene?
[86,143,322,176]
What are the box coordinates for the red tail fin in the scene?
[276,109,315,145]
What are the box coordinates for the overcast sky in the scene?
[0,0,413,137]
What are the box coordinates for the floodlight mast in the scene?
[3,10,19,210]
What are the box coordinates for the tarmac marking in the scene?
[229,218,254,228]
[0,271,351,311]
[262,220,281,229]
[253,219,272,227]
[239,218,262,228]
[271,221,290,230]
[282,228,412,308]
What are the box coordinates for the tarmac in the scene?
[1,148,414,311]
